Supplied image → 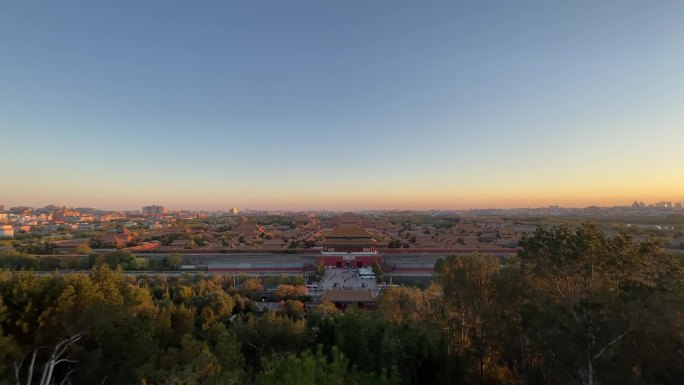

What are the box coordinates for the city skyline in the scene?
[2,1,683,209]
[2,198,684,212]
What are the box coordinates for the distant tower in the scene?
[230,207,239,216]
[142,205,167,216]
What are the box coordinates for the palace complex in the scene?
[320,212,380,268]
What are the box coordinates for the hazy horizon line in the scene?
[4,200,682,213]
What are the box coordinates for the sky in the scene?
[1,1,683,211]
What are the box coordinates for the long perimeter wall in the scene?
[136,249,517,275]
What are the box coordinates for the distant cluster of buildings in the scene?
[0,205,120,238]
[633,201,683,209]
[456,201,684,217]
[0,203,241,239]
[2,201,683,257]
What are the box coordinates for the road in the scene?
[9,270,304,277]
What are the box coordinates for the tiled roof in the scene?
[338,212,361,223]
[325,226,374,238]
[99,233,131,244]
[323,289,376,303]
[53,239,91,247]
[127,242,161,252]
[323,239,376,246]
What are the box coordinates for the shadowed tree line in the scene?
[419,221,684,385]
[0,221,682,385]
[0,250,185,272]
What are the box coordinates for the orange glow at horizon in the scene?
[3,165,683,211]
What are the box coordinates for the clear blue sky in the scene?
[1,1,683,210]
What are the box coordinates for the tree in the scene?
[0,251,36,270]
[372,261,383,284]
[315,301,340,317]
[282,300,305,319]
[435,253,501,385]
[253,346,399,385]
[0,296,20,380]
[242,278,263,295]
[166,253,183,269]
[146,334,227,385]
[232,311,310,368]
[274,284,306,300]
[127,257,149,270]
[315,259,326,282]
[377,285,443,324]
[37,256,60,270]
[75,244,92,255]
[96,250,135,269]
[517,221,684,385]
[387,240,402,249]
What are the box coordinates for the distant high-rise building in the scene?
[53,207,80,221]
[9,206,32,216]
[142,205,167,215]
[0,224,14,237]
[229,207,239,216]
[0,204,4,211]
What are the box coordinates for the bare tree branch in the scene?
[14,360,22,385]
[14,333,84,385]
[594,327,633,360]
[58,369,74,385]
[53,359,79,366]
[27,347,40,385]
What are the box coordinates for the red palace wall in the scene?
[319,255,381,268]
[323,246,376,253]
